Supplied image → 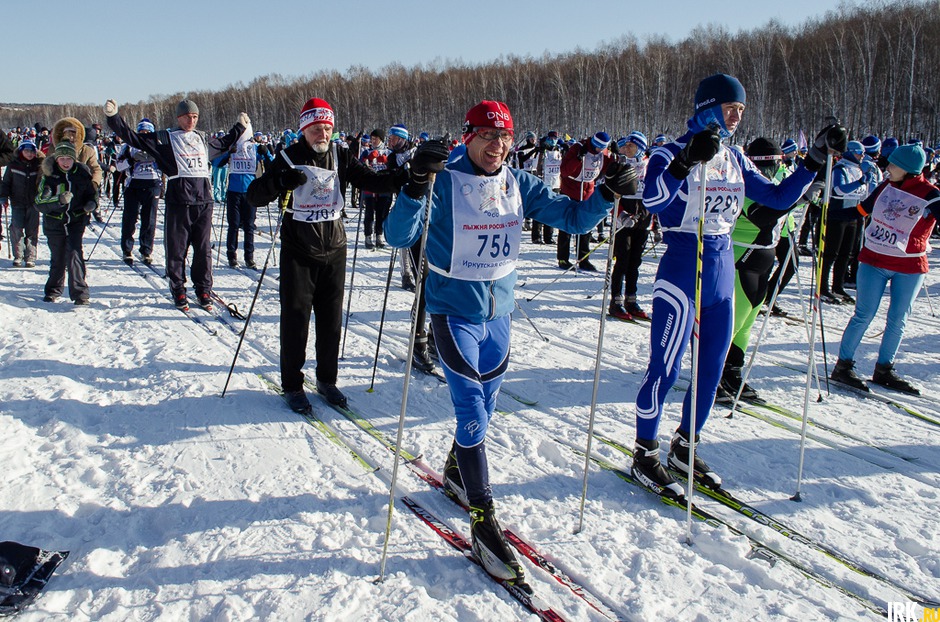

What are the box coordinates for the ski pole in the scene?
[379,171,437,581]
[685,159,708,544]
[730,205,811,418]
[513,299,549,342]
[524,232,612,303]
[86,196,121,260]
[213,198,226,268]
[816,286,832,395]
[220,211,283,398]
[787,215,825,399]
[923,283,937,317]
[576,193,621,533]
[794,152,834,502]
[366,247,398,393]
[3,203,10,259]
[341,199,366,359]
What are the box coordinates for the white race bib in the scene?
[542,150,562,188]
[229,141,257,175]
[668,146,745,235]
[572,150,604,183]
[430,168,523,281]
[282,150,344,224]
[864,184,928,257]
[168,130,209,179]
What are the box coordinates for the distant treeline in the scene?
[2,0,937,145]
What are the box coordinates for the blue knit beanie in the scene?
[781,139,797,155]
[137,119,155,132]
[689,73,746,138]
[888,144,926,175]
[845,141,864,157]
[627,131,648,152]
[591,131,611,151]
[694,74,746,112]
[389,124,409,140]
[861,135,881,155]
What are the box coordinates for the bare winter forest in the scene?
[2,1,937,144]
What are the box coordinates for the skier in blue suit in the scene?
[630,73,847,499]
[385,100,636,585]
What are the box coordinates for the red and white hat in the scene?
[299,97,334,131]
[462,100,513,145]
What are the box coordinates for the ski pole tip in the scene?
[790,492,803,502]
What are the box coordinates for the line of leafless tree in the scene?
[2,0,937,146]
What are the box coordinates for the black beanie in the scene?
[370,128,386,142]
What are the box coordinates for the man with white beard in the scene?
[247,97,408,414]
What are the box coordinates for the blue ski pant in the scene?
[634,235,734,441]
[431,313,511,506]
[838,262,925,366]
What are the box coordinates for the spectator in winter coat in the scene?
[384,100,635,587]
[34,141,98,304]
[246,97,408,414]
[41,118,103,193]
[832,145,940,396]
[0,140,45,267]
[105,98,246,311]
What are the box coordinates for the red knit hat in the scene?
[299,97,334,131]
[462,100,513,145]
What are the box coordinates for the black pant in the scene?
[165,202,213,297]
[557,231,590,263]
[611,223,650,302]
[279,246,346,392]
[766,235,798,303]
[530,221,554,243]
[363,194,392,238]
[798,202,820,247]
[122,183,159,256]
[43,214,89,302]
[818,218,859,294]
[226,191,256,262]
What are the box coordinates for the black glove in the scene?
[410,139,448,176]
[404,139,448,199]
[804,123,849,172]
[667,128,721,179]
[599,162,638,202]
[278,167,307,191]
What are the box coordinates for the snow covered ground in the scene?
[1,198,938,621]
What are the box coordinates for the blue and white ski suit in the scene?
[635,131,815,441]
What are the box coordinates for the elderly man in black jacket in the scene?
[247,97,407,414]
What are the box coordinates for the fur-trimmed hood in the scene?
[51,117,85,147]
[42,117,102,188]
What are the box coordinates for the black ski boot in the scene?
[631,438,684,500]
[442,443,469,507]
[721,365,760,402]
[285,389,312,415]
[412,334,435,373]
[668,429,722,490]
[315,380,348,408]
[831,358,869,392]
[469,501,525,582]
[871,362,920,396]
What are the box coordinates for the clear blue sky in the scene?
[2,0,856,105]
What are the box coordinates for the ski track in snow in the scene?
[0,199,937,621]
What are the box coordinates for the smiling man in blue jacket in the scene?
[385,100,636,586]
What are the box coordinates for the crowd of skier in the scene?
[2,72,939,583]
